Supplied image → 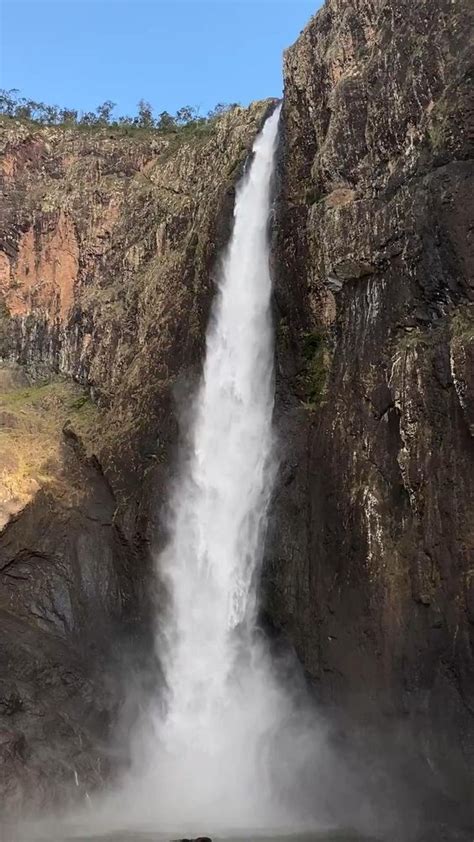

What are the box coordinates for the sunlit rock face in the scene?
[0,102,274,500]
[267,0,473,828]
[0,102,275,813]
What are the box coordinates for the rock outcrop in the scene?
[0,368,135,810]
[267,0,473,831]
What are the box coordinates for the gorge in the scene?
[0,0,473,839]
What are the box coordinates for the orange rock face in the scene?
[1,212,79,321]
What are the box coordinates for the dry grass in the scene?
[0,375,99,523]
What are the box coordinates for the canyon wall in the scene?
[0,102,274,809]
[267,0,474,828]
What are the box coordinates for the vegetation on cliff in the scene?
[0,88,240,136]
[297,328,331,410]
[0,371,99,528]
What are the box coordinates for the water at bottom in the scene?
[62,835,370,842]
[2,828,375,842]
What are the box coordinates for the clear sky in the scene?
[1,0,320,119]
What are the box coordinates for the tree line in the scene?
[0,89,239,132]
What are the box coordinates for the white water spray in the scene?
[161,104,281,714]
[125,104,308,832]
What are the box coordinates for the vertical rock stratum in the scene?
[268,0,473,828]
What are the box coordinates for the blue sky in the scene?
[1,1,320,119]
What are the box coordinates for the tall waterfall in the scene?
[112,105,307,834]
[160,105,280,722]
[152,105,286,830]
[20,105,384,842]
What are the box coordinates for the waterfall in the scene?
[91,104,312,837]
[143,105,293,831]
[159,104,280,731]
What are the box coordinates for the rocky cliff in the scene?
[0,101,274,811]
[267,0,474,832]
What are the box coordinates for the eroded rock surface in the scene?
[0,102,274,497]
[0,102,275,812]
[267,0,474,829]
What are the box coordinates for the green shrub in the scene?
[298,328,331,410]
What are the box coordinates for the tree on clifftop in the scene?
[136,99,154,128]
[96,100,116,124]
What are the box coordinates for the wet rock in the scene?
[173,838,212,842]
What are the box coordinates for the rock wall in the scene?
[267,0,474,829]
[0,103,273,501]
[0,102,274,811]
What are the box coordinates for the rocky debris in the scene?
[173,837,212,842]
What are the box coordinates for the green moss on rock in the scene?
[297,328,332,410]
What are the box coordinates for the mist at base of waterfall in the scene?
[3,823,376,842]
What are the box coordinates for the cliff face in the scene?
[0,104,273,500]
[268,0,473,825]
[0,102,274,811]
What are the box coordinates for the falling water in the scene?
[161,103,281,719]
[6,101,419,842]
[144,104,288,830]
[98,103,313,833]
